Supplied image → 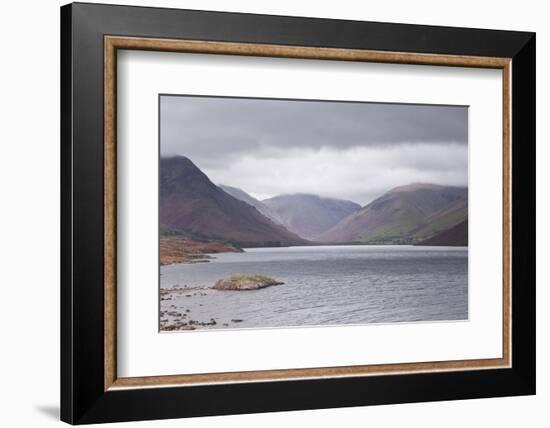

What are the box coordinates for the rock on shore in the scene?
[212,275,283,290]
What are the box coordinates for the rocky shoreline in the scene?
[159,286,251,331]
[160,237,242,265]
[160,275,284,331]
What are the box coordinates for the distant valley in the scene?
[160,156,467,265]
[261,194,361,240]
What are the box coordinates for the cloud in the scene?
[160,95,468,205]
[195,144,467,205]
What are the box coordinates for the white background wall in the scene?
[0,0,545,426]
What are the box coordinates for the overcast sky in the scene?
[160,95,468,205]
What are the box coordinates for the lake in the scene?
[160,245,468,331]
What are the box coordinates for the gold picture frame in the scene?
[103,35,512,391]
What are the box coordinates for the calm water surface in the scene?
[160,245,468,330]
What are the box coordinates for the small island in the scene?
[212,275,284,291]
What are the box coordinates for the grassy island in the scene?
[212,275,283,290]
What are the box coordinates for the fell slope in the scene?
[219,184,280,224]
[417,219,468,246]
[160,156,306,246]
[319,183,467,244]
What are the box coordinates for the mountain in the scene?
[262,194,361,240]
[219,185,280,224]
[160,156,306,246]
[318,183,467,244]
[417,219,468,246]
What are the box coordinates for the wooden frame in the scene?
[104,36,513,390]
[62,2,535,424]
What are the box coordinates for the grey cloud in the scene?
[161,96,467,164]
[160,95,468,205]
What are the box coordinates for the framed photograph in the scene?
[61,2,535,424]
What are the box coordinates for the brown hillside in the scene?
[160,156,306,246]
